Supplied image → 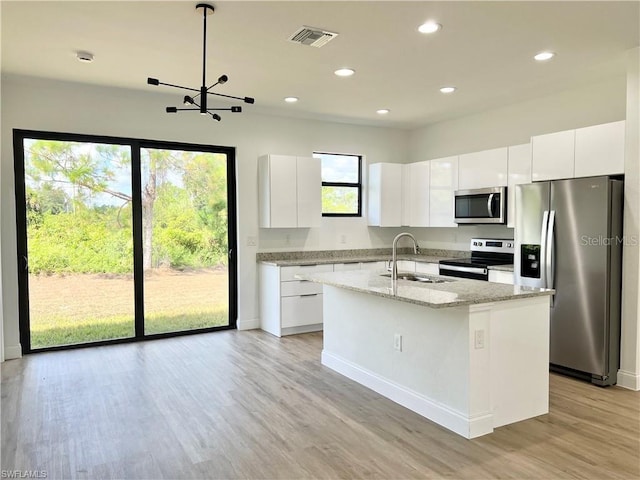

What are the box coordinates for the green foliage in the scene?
[24,140,230,274]
[322,186,359,214]
[28,207,134,274]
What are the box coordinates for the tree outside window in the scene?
[313,152,362,216]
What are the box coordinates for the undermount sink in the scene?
[380,273,453,283]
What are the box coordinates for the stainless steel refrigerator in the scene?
[515,176,623,386]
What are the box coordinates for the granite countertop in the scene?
[298,269,553,309]
[256,248,469,267]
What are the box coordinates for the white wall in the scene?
[619,47,640,390]
[408,76,627,161]
[0,74,409,353]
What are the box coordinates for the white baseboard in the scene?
[617,369,640,391]
[237,318,260,331]
[322,350,493,439]
[4,344,22,360]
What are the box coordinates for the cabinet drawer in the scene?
[280,280,323,297]
[280,263,333,281]
[281,294,323,328]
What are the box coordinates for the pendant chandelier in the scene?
[147,3,254,121]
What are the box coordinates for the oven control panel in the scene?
[470,238,514,254]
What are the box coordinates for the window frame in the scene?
[314,151,363,217]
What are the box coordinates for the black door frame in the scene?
[13,129,238,354]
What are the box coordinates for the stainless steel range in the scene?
[439,238,514,281]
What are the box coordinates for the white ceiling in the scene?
[2,1,639,129]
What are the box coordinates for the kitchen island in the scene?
[300,269,554,439]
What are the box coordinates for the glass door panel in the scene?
[140,148,230,334]
[22,139,134,348]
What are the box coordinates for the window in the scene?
[313,152,362,216]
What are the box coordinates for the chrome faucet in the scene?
[391,232,419,282]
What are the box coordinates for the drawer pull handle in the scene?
[300,293,319,297]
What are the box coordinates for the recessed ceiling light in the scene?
[440,86,456,94]
[418,21,441,34]
[376,109,390,115]
[534,51,555,61]
[76,51,94,63]
[334,68,355,77]
[284,97,299,103]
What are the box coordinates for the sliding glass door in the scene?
[14,131,236,353]
[140,147,230,335]
[19,139,135,349]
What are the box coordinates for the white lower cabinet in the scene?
[488,270,514,285]
[259,263,332,337]
[281,295,323,328]
[415,262,439,275]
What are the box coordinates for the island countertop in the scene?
[299,269,552,309]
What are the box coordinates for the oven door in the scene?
[439,263,489,281]
[454,187,506,224]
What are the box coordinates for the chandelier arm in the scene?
[158,81,201,93]
[207,91,253,103]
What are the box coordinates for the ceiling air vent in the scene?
[288,26,338,48]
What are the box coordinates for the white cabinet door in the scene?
[258,154,298,228]
[402,161,430,227]
[507,143,532,228]
[458,147,508,189]
[414,262,439,275]
[296,156,322,227]
[368,163,403,227]
[488,270,514,285]
[429,156,458,227]
[574,120,625,178]
[531,130,575,181]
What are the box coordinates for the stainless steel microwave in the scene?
[454,187,507,224]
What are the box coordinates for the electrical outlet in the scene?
[285,234,291,245]
[246,236,257,247]
[340,234,347,244]
[394,333,402,352]
[474,330,485,349]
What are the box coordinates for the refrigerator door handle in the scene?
[546,210,556,305]
[540,210,549,286]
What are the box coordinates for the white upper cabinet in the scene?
[531,120,625,182]
[574,120,625,178]
[507,143,532,228]
[531,129,575,181]
[458,147,508,190]
[296,157,322,227]
[368,163,403,227]
[429,156,458,227]
[258,154,321,228]
[402,161,430,227]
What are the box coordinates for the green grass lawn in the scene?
[30,308,229,349]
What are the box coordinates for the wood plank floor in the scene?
[1,330,639,479]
